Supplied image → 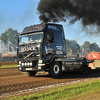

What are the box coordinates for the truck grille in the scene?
[18,52,40,60]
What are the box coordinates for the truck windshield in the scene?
[19,32,43,44]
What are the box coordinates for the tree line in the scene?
[0,28,19,51]
[66,39,100,55]
[0,28,100,54]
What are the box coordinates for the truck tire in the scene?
[49,61,62,78]
[28,71,37,76]
[81,63,88,74]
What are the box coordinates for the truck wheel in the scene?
[49,61,62,78]
[28,71,37,76]
[81,63,88,74]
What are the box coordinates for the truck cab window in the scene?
[19,32,44,44]
[46,34,54,42]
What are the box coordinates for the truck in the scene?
[17,23,93,78]
[87,52,100,70]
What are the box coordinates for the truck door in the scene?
[44,32,56,56]
[55,32,63,55]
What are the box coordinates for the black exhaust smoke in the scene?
[37,0,100,27]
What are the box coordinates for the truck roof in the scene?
[21,23,62,35]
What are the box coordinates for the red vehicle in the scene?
[87,52,100,70]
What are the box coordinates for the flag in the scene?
[82,48,86,52]
[70,48,72,53]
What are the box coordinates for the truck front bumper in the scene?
[18,63,46,72]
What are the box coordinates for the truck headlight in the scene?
[22,63,24,66]
[19,61,21,64]
[19,67,22,70]
[25,62,27,66]
[38,60,42,63]
[27,62,30,66]
[30,62,32,66]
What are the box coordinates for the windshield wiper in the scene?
[29,41,39,44]
[19,42,28,46]
[19,41,39,46]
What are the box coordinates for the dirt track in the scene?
[0,68,100,95]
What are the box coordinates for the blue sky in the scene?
[0,0,100,47]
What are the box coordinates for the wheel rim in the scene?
[53,65,59,74]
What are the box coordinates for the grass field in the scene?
[0,65,18,68]
[2,79,100,100]
[0,61,17,68]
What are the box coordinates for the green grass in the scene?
[0,61,17,63]
[0,61,17,68]
[2,79,100,100]
[0,65,18,68]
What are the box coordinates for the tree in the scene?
[81,41,91,52]
[66,39,80,55]
[90,42,100,52]
[65,39,70,55]
[0,28,20,51]
[70,40,80,55]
